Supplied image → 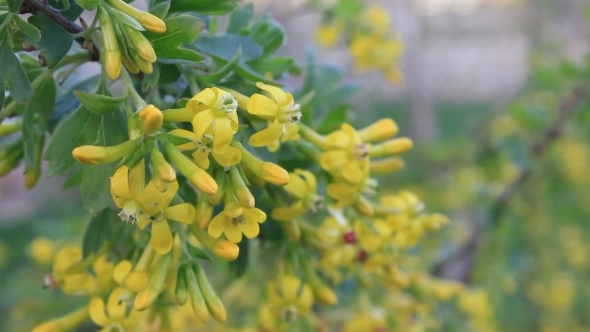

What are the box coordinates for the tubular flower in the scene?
[327,177,377,216]
[266,276,314,322]
[188,87,239,154]
[110,161,177,224]
[170,128,241,169]
[90,287,140,331]
[208,206,266,243]
[272,169,322,221]
[317,213,356,246]
[246,82,301,151]
[356,219,398,270]
[137,201,196,254]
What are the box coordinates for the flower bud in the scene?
[185,265,209,322]
[211,240,240,261]
[122,25,156,63]
[228,166,254,208]
[370,157,405,174]
[32,305,89,332]
[134,251,172,311]
[315,286,338,305]
[0,141,23,176]
[164,142,217,194]
[97,6,121,80]
[0,117,22,136]
[122,55,140,74]
[72,139,141,165]
[106,0,166,33]
[368,138,413,158]
[193,263,227,323]
[233,140,289,186]
[358,118,399,143]
[138,105,163,135]
[131,51,153,74]
[354,196,374,217]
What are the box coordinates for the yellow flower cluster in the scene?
[315,4,404,84]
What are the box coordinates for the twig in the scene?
[21,0,100,61]
[432,83,589,282]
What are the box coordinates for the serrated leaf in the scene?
[13,16,41,41]
[194,34,262,62]
[226,3,253,34]
[73,90,127,114]
[250,17,285,56]
[144,15,205,63]
[150,1,170,19]
[200,48,241,82]
[80,110,128,212]
[82,208,115,257]
[157,132,195,145]
[53,75,100,126]
[7,0,24,13]
[168,0,236,14]
[23,13,73,69]
[23,77,56,170]
[0,35,34,107]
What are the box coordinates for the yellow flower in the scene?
[362,5,390,35]
[247,82,301,151]
[267,276,314,322]
[272,169,322,221]
[32,306,89,332]
[137,202,196,254]
[110,161,177,224]
[317,213,356,246]
[356,219,397,270]
[92,255,115,292]
[327,178,377,216]
[28,236,56,265]
[315,22,342,47]
[49,247,95,295]
[170,128,241,169]
[208,206,266,243]
[113,259,149,293]
[320,123,369,184]
[188,87,239,154]
[138,104,163,134]
[90,287,139,331]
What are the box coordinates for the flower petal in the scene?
[106,288,127,321]
[124,271,148,293]
[341,161,364,184]
[53,247,82,274]
[191,110,215,139]
[319,150,347,172]
[224,224,243,243]
[243,207,267,223]
[192,149,210,169]
[284,173,308,199]
[111,166,132,200]
[208,213,228,238]
[249,119,283,147]
[151,220,173,254]
[188,88,216,109]
[271,202,306,221]
[137,214,151,230]
[164,203,195,224]
[213,117,233,153]
[256,82,287,105]
[280,276,302,302]
[89,298,110,327]
[242,219,260,239]
[113,260,133,285]
[212,146,241,167]
[246,94,278,118]
[295,169,317,192]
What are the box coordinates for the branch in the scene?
[21,0,100,61]
[432,82,589,282]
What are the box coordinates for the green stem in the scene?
[121,69,146,109]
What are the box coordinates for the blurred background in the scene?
[2,0,590,331]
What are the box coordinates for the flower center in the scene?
[342,231,357,244]
[43,274,59,290]
[354,143,369,160]
[306,194,324,212]
[219,93,237,113]
[118,200,139,224]
[286,103,302,123]
[279,305,299,322]
[231,215,245,226]
[197,134,214,153]
[357,250,368,263]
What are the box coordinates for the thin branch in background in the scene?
[20,0,100,61]
[432,82,590,282]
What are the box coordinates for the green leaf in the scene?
[23,13,74,69]
[73,90,127,114]
[316,105,347,134]
[142,63,160,92]
[73,0,99,10]
[82,208,115,257]
[7,0,24,13]
[249,57,296,78]
[168,0,236,15]
[157,132,195,145]
[44,106,122,176]
[81,110,128,213]
[226,3,253,34]
[194,35,262,62]
[22,77,56,170]
[13,16,41,41]
[200,48,241,82]
[0,35,34,107]
[249,17,285,56]
[149,1,170,19]
[110,9,144,31]
[52,0,84,21]
[158,63,181,85]
[144,15,205,63]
